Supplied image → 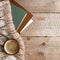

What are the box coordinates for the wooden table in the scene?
[17,0,60,60]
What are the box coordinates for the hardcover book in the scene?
[10,0,33,33]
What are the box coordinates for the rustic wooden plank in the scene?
[21,13,60,36]
[22,36,60,60]
[17,0,60,12]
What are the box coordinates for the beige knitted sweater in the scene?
[0,0,25,60]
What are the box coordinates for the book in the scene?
[9,0,33,33]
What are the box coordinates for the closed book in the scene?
[10,0,33,33]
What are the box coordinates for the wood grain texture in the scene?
[16,0,60,60]
[17,0,60,12]
[22,37,60,60]
[21,13,60,36]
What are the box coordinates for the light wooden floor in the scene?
[17,0,60,60]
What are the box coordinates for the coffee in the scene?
[4,40,19,55]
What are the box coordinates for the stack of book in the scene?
[10,0,33,33]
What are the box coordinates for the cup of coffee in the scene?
[4,39,19,55]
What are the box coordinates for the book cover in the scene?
[10,0,33,33]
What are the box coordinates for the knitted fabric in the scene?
[0,0,25,60]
